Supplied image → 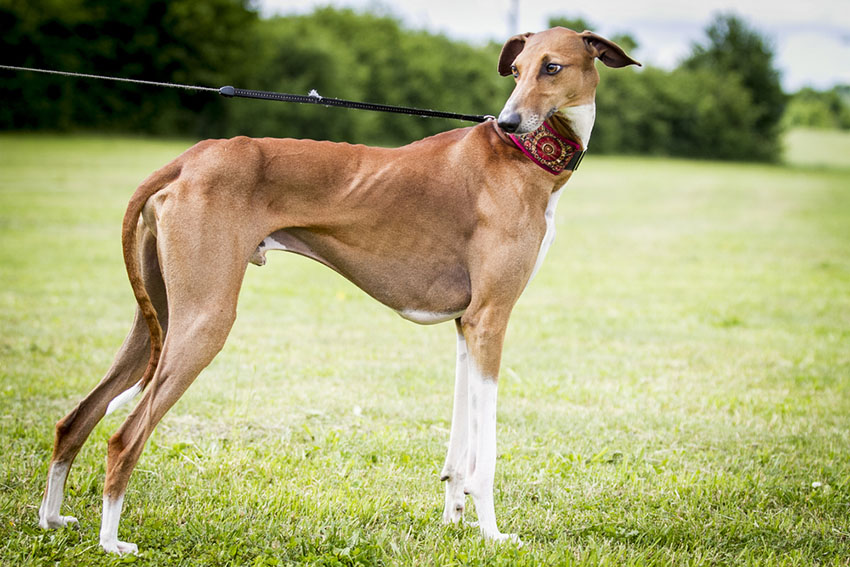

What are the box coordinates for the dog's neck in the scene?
[508,122,582,175]
[507,101,596,176]
[501,102,596,176]
[552,102,596,150]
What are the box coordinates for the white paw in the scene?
[100,539,139,555]
[442,501,465,524]
[488,532,523,546]
[442,475,467,525]
[38,514,78,530]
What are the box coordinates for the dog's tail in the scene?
[121,161,182,392]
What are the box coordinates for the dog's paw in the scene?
[38,514,78,530]
[100,539,139,555]
[443,506,463,525]
[488,532,523,546]
[442,477,467,525]
[442,501,465,524]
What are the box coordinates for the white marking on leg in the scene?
[464,361,521,544]
[99,494,138,555]
[441,328,469,524]
[526,188,563,287]
[397,309,466,325]
[557,102,596,149]
[105,381,143,416]
[38,462,77,529]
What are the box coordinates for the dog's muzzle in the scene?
[497,111,522,133]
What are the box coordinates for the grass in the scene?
[783,127,850,170]
[0,130,849,566]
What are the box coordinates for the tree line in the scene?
[1,1,845,161]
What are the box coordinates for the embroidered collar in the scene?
[508,121,585,174]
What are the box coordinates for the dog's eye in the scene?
[511,65,519,78]
[545,63,563,75]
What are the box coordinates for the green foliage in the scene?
[0,3,511,145]
[547,13,789,161]
[223,8,510,145]
[0,0,258,136]
[682,13,787,160]
[0,5,806,161]
[593,66,765,160]
[783,86,850,130]
[587,14,791,161]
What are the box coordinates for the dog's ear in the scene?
[498,32,534,76]
[580,31,641,68]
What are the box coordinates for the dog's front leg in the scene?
[441,320,469,523]
[460,310,520,544]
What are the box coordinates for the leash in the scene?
[0,64,493,123]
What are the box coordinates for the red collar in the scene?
[508,121,585,174]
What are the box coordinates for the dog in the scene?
[37,27,638,553]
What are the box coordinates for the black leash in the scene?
[0,64,493,123]
[218,86,491,122]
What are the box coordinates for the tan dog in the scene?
[37,27,638,553]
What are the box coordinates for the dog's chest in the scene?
[527,188,563,285]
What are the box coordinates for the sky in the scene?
[258,0,850,91]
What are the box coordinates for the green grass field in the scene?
[1,131,849,566]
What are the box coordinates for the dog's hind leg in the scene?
[97,214,251,554]
[39,225,167,531]
[441,319,470,524]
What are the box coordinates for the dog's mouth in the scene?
[498,105,560,134]
[517,108,557,134]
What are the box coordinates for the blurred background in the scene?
[1,0,848,161]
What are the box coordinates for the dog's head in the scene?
[496,27,640,135]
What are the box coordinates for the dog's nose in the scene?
[497,112,522,133]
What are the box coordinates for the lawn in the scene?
[0,131,848,566]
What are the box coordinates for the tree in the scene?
[0,5,797,162]
[683,13,787,161]
[783,87,850,130]
[225,8,510,145]
[0,0,258,135]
